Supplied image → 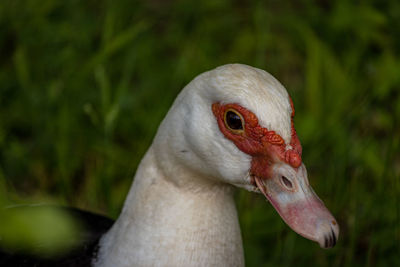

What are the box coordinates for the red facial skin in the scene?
[212,101,302,180]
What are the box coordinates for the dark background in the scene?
[0,0,399,266]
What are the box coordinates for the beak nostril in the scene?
[281,176,293,189]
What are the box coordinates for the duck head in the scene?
[154,64,339,248]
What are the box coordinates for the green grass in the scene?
[0,0,399,265]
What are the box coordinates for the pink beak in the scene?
[254,163,339,248]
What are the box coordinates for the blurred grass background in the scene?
[0,0,399,265]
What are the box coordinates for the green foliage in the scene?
[0,206,80,257]
[0,0,399,265]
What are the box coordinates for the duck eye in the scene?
[224,110,244,132]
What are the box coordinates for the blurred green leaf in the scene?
[0,206,80,257]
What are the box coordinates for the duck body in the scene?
[95,147,244,267]
[0,64,339,267]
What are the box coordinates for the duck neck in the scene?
[95,146,244,267]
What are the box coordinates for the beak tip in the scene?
[317,221,339,249]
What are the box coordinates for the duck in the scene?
[0,64,339,267]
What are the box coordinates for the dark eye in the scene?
[224,110,244,132]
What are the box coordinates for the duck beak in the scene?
[254,163,339,248]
